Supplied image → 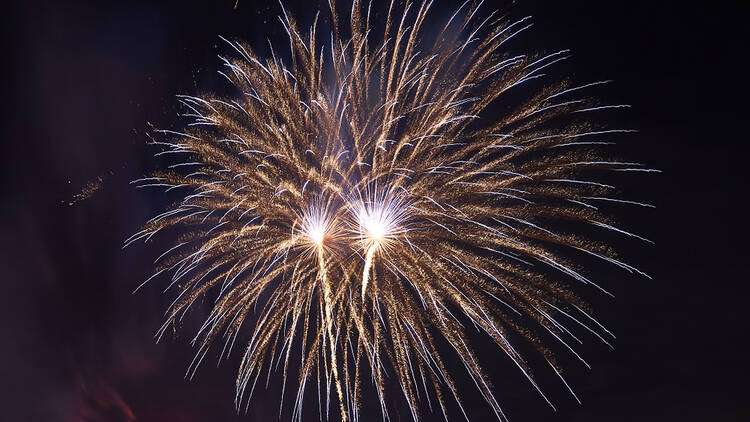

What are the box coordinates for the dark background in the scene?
[1,0,746,421]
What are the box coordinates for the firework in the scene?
[128,1,652,420]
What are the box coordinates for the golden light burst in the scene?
[128,1,653,420]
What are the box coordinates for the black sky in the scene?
[1,0,746,421]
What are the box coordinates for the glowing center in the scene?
[359,209,390,243]
[309,224,326,245]
[364,217,386,240]
[301,201,332,248]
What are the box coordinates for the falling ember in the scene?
[361,245,376,300]
[129,1,653,421]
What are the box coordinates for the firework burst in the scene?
[128,1,652,420]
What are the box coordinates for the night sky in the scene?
[2,1,745,421]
